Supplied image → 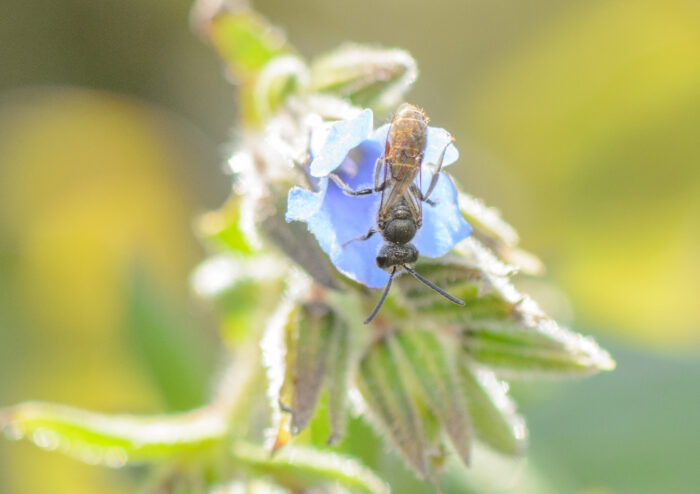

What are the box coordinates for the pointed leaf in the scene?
[232,441,390,494]
[457,362,527,456]
[290,302,334,433]
[253,55,308,120]
[0,402,227,467]
[356,338,430,480]
[411,394,449,474]
[394,329,472,466]
[192,2,292,81]
[462,314,616,376]
[309,44,417,115]
[326,312,351,445]
[404,238,615,376]
[459,192,544,275]
[192,2,297,125]
[278,305,299,414]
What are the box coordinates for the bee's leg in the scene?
[329,174,374,196]
[423,140,452,201]
[342,228,377,247]
[411,183,436,206]
[330,172,387,196]
[373,156,388,191]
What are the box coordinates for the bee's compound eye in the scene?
[376,255,388,268]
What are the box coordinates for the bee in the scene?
[330,103,465,323]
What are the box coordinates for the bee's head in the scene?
[376,242,418,270]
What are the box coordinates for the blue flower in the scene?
[286,109,471,288]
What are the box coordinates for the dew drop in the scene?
[513,421,528,441]
[78,444,103,465]
[104,447,128,469]
[32,427,60,451]
[2,421,25,441]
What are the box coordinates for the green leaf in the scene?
[231,441,390,494]
[456,362,526,456]
[192,2,296,125]
[196,196,255,255]
[458,192,543,275]
[309,44,417,116]
[290,302,334,434]
[411,394,449,474]
[394,329,472,466]
[356,338,430,480]
[462,315,616,376]
[193,4,291,81]
[253,55,308,121]
[406,238,615,376]
[0,402,228,467]
[326,312,351,445]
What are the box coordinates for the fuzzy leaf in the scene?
[193,2,291,81]
[356,338,430,480]
[192,1,296,125]
[0,402,227,467]
[253,55,308,120]
[462,316,615,376]
[290,302,334,434]
[458,193,543,275]
[394,329,472,466]
[404,239,615,376]
[457,362,527,456]
[232,441,390,494]
[326,311,351,445]
[309,44,417,116]
[411,392,449,475]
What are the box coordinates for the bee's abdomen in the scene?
[387,104,428,180]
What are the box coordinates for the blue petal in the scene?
[310,109,373,177]
[413,169,471,257]
[371,124,459,167]
[288,143,389,288]
[324,181,388,288]
[286,181,327,222]
[289,113,469,290]
[424,127,459,167]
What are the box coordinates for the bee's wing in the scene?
[379,174,408,217]
[378,142,391,217]
[379,158,424,220]
[405,156,424,224]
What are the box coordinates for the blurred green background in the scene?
[1,0,698,493]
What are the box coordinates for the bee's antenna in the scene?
[364,267,397,324]
[403,265,465,306]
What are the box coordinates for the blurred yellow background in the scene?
[1,0,698,493]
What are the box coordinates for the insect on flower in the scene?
[329,103,465,323]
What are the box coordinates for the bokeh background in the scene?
[1,0,699,493]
